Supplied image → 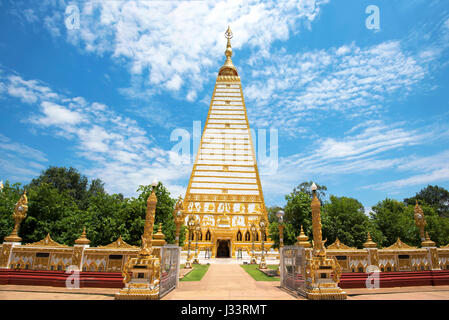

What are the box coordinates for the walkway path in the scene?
[163,264,298,300]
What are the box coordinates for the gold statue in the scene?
[5,191,28,242]
[414,200,427,241]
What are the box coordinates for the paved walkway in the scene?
[163,264,298,300]
[347,286,449,300]
[0,285,116,300]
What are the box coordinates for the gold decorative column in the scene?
[173,196,185,246]
[115,181,161,300]
[4,191,28,243]
[193,221,200,264]
[276,210,285,249]
[185,215,196,269]
[250,222,257,264]
[302,182,347,300]
[259,216,267,269]
[310,185,326,257]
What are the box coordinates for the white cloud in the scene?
[0,69,191,197]
[260,120,447,199]
[26,0,330,100]
[365,150,449,191]
[0,133,48,182]
[36,101,84,126]
[245,41,428,134]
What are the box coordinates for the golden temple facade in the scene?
[182,27,272,258]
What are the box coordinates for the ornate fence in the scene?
[159,244,181,298]
[280,246,307,295]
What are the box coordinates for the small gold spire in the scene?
[296,225,311,248]
[363,232,377,248]
[153,223,166,247]
[75,226,90,245]
[422,231,436,247]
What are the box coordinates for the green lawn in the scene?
[180,264,210,281]
[240,264,280,281]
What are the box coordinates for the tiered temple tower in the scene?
[183,27,271,258]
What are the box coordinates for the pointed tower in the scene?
[183,27,270,259]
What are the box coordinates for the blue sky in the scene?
[0,0,449,213]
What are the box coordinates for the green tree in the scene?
[267,206,283,224]
[284,191,312,238]
[81,192,129,246]
[21,182,83,245]
[27,166,103,210]
[404,185,449,218]
[370,198,418,247]
[321,196,377,248]
[136,182,184,245]
[268,221,297,248]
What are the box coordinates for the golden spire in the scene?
[219,26,238,76]
[140,187,158,256]
[296,225,311,248]
[75,226,91,245]
[363,232,377,248]
[310,183,326,257]
[153,223,166,247]
[421,231,436,247]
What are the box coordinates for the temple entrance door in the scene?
[216,240,230,258]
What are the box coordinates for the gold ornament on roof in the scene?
[327,237,355,250]
[25,233,67,247]
[384,238,416,250]
[421,232,436,247]
[98,236,138,249]
[363,232,377,248]
[75,227,91,245]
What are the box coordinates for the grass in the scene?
[180,264,210,281]
[240,264,280,281]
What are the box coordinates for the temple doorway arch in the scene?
[216,240,231,258]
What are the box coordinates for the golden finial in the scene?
[75,226,91,245]
[422,231,436,247]
[219,26,238,76]
[296,225,311,248]
[363,232,377,248]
